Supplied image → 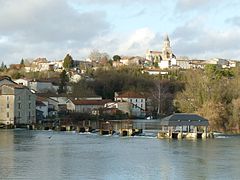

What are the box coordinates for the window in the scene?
[28,112,31,120]
[29,103,31,109]
[29,95,31,100]
[7,112,9,118]
[7,96,9,101]
[136,99,137,103]
[141,99,143,102]
[18,111,20,117]
[7,104,9,108]
[141,104,143,108]
[130,99,132,103]
[18,96,21,101]
[18,103,21,109]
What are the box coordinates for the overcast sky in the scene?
[1,0,240,64]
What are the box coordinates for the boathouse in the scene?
[158,113,210,139]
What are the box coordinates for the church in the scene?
[146,34,176,69]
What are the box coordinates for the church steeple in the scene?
[162,34,172,60]
[163,34,170,49]
[164,34,170,42]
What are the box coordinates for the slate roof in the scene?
[160,113,208,126]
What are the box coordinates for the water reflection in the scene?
[0,130,240,179]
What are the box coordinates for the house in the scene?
[176,58,191,69]
[66,99,112,113]
[104,102,131,116]
[36,97,48,118]
[143,69,161,75]
[120,56,144,66]
[114,91,146,117]
[9,64,22,70]
[189,60,207,69]
[0,84,36,125]
[14,78,32,87]
[35,93,62,115]
[49,96,69,111]
[0,76,16,86]
[229,60,237,68]
[29,79,55,93]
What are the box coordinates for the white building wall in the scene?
[14,79,30,87]
[159,60,170,69]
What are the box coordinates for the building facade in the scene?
[66,99,111,113]
[0,84,36,125]
[114,91,146,117]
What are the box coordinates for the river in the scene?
[0,130,240,180]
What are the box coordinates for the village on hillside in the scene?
[0,35,240,133]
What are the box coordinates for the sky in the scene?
[1,0,240,64]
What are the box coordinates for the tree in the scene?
[113,55,121,61]
[72,79,96,97]
[153,61,159,68]
[63,54,73,69]
[89,50,110,64]
[197,101,228,132]
[0,62,7,72]
[89,50,102,62]
[58,70,69,94]
[151,79,181,116]
[20,58,25,67]
[229,98,240,132]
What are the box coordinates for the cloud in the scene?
[225,16,240,26]
[117,28,161,55]
[0,0,109,43]
[172,16,205,40]
[172,17,240,59]
[176,0,208,10]
[0,0,110,64]
[128,9,146,18]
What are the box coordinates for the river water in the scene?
[0,130,240,180]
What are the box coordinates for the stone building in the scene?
[114,91,146,118]
[0,84,36,125]
[146,35,176,69]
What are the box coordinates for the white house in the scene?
[114,91,146,117]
